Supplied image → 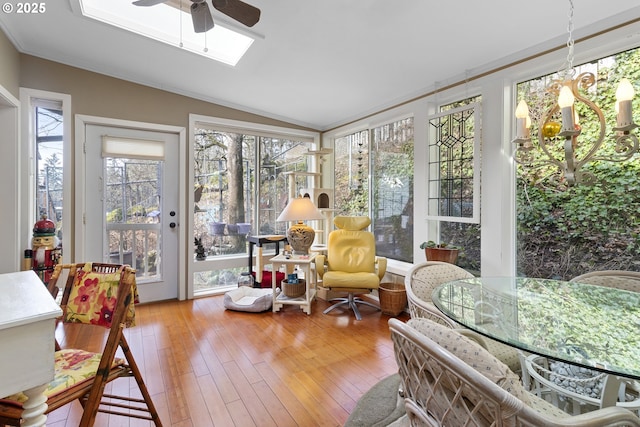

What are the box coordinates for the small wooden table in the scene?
[0,270,62,427]
[247,235,287,286]
[270,254,317,315]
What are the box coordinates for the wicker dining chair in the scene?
[404,261,522,374]
[0,262,162,427]
[389,317,640,426]
[570,270,640,293]
[522,352,640,416]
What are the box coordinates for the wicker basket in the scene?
[282,279,306,298]
[378,282,407,316]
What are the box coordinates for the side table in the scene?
[270,254,317,315]
[247,235,287,286]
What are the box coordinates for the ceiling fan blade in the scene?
[191,1,214,33]
[211,0,260,27]
[132,0,167,6]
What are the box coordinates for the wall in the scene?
[19,55,312,132]
[0,32,20,273]
[0,30,19,98]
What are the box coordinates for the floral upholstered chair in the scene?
[0,262,162,427]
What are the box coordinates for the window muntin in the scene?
[427,104,480,223]
[427,98,482,274]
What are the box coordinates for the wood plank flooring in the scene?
[46,294,409,427]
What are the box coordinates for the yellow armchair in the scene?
[316,216,387,320]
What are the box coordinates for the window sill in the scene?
[385,259,412,277]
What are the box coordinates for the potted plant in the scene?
[420,240,460,264]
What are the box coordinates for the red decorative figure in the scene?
[30,215,62,284]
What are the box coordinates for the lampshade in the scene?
[276,197,325,255]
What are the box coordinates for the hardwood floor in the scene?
[47,294,409,427]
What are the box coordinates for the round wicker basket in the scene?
[282,279,306,298]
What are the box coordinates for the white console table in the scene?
[0,271,62,427]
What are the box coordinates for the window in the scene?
[427,98,481,273]
[334,117,414,262]
[190,116,319,294]
[515,47,640,279]
[34,99,64,242]
[103,139,164,278]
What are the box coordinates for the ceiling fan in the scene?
[132,0,261,33]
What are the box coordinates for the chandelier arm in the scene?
[589,133,640,162]
[569,74,608,170]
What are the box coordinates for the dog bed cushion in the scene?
[224,287,274,312]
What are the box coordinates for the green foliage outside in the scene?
[516,47,640,279]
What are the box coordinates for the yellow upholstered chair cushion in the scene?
[334,215,371,231]
[327,230,376,273]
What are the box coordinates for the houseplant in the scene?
[420,240,460,264]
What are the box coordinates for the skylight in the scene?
[78,0,254,66]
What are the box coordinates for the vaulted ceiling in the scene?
[1,1,640,130]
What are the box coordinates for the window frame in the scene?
[19,88,72,262]
[187,114,320,298]
[426,102,481,224]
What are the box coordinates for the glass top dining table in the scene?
[432,277,640,380]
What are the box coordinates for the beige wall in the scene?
[19,55,313,131]
[0,31,20,98]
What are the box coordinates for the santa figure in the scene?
[30,214,61,284]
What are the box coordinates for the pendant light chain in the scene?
[179,0,184,48]
[562,0,575,80]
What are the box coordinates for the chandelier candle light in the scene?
[276,196,325,255]
[512,0,638,186]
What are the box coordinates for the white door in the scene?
[82,124,180,302]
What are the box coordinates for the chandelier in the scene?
[512,0,638,186]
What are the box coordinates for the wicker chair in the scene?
[570,270,640,293]
[389,317,640,426]
[522,353,640,416]
[404,261,521,374]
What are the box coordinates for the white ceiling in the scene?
[1,1,640,130]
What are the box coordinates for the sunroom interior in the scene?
[2,3,640,427]
[1,2,640,303]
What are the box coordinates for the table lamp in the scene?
[276,196,325,255]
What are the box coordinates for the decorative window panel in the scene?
[427,103,480,223]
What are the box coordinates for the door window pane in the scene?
[104,157,162,279]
